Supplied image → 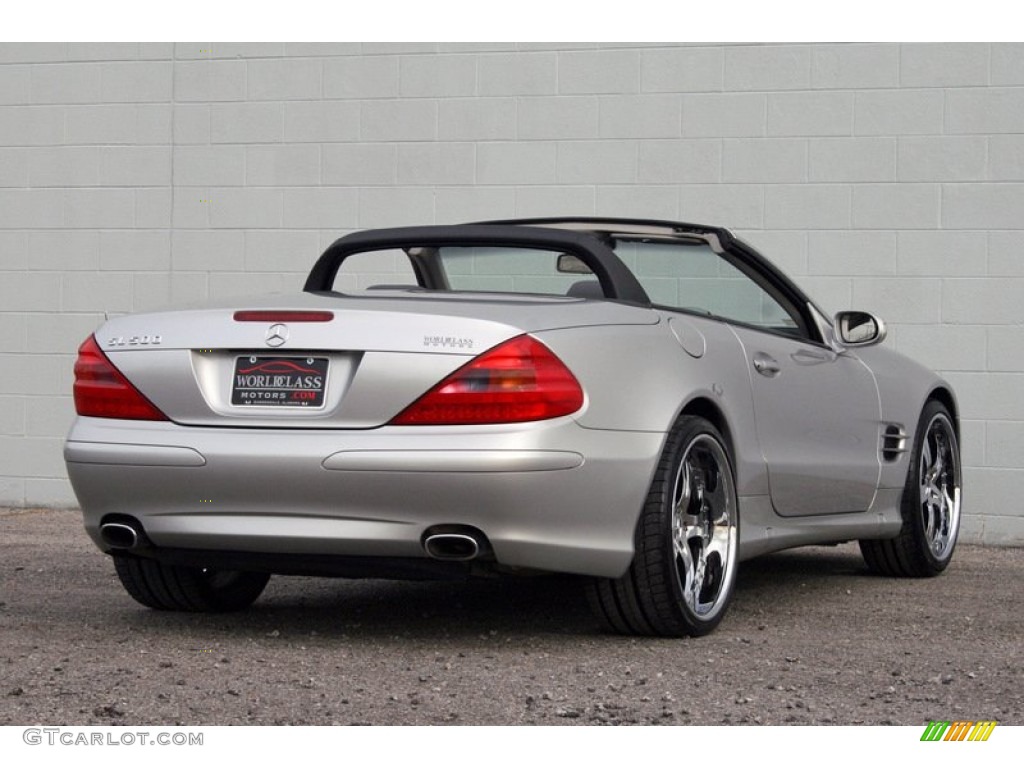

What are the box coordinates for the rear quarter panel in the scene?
[534,312,767,498]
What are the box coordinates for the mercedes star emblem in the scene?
[265,323,289,347]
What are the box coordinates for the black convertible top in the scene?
[303,217,817,319]
[304,222,651,304]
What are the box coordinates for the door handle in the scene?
[791,348,836,365]
[753,353,780,377]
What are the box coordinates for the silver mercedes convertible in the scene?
[64,218,962,636]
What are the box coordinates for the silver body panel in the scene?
[67,415,663,577]
[65,222,958,580]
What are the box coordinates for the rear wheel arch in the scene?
[674,397,737,472]
[647,396,742,508]
[613,396,739,581]
[587,414,740,636]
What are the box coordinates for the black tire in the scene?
[113,554,270,612]
[587,416,740,637]
[860,401,961,577]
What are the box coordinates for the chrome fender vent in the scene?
[880,424,908,462]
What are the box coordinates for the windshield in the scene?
[615,240,800,332]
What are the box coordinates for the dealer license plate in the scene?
[231,356,329,407]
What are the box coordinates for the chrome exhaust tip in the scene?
[99,522,140,550]
[423,533,481,561]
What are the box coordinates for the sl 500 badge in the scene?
[108,335,163,347]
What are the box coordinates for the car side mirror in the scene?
[834,311,886,347]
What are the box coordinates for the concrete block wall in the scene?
[0,42,1021,544]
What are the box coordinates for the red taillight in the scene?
[73,336,168,421]
[233,311,334,322]
[391,335,584,426]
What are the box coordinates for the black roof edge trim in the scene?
[728,238,815,310]
[304,224,650,305]
[473,216,735,246]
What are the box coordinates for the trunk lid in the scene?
[96,290,658,428]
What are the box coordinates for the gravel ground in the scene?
[1,507,1021,726]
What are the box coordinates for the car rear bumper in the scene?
[65,417,664,578]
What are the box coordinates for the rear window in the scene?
[329,245,596,297]
[437,246,586,296]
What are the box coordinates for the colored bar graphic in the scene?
[968,721,997,741]
[921,721,950,741]
[920,720,997,742]
[945,721,972,741]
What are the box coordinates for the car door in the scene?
[728,325,879,516]
[624,237,880,517]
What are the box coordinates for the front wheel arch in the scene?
[860,399,962,577]
[926,386,959,439]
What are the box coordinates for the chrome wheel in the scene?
[586,416,739,636]
[918,412,961,562]
[670,434,738,621]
